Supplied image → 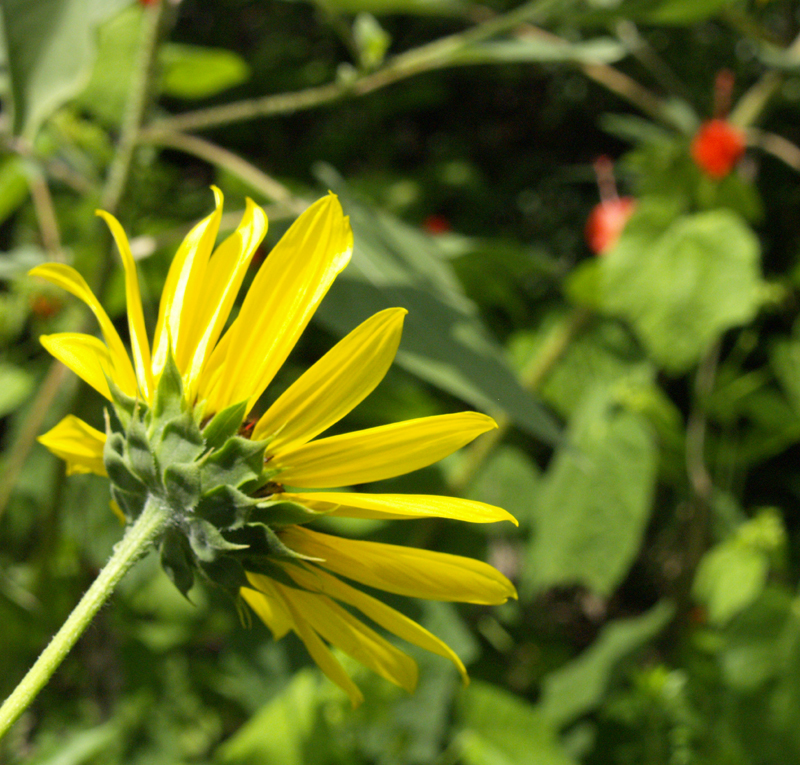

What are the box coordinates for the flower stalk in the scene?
[0,495,171,740]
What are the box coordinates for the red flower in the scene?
[422,214,451,235]
[691,119,746,179]
[585,196,636,255]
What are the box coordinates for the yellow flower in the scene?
[33,190,517,706]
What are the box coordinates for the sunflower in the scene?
[33,190,517,706]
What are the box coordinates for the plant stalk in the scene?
[0,497,171,741]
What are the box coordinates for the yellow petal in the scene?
[273,412,497,489]
[281,491,517,525]
[280,526,517,605]
[38,415,107,476]
[283,562,468,684]
[96,210,155,401]
[272,582,364,707]
[277,581,418,693]
[151,187,223,378]
[241,582,293,639]
[40,333,114,400]
[183,199,268,402]
[29,264,137,396]
[252,308,406,449]
[200,193,352,413]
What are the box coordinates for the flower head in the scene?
[33,190,516,706]
[691,119,746,179]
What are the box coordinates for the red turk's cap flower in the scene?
[585,197,636,255]
[691,119,746,179]
[422,214,451,235]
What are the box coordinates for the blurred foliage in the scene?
[3,0,800,762]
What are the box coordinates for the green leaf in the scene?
[457,681,577,765]
[0,363,33,417]
[0,0,128,137]
[75,3,141,126]
[107,377,138,430]
[466,445,540,529]
[202,400,247,450]
[524,383,658,596]
[160,43,250,100]
[538,601,674,728]
[230,522,314,561]
[216,669,327,765]
[0,156,29,227]
[252,500,330,528]
[313,168,560,445]
[160,527,195,600]
[600,208,767,373]
[199,436,267,491]
[693,509,785,625]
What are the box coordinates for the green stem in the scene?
[148,0,571,134]
[0,497,171,740]
[100,0,166,213]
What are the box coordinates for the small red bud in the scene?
[422,214,451,235]
[585,197,636,254]
[30,294,62,318]
[691,119,746,179]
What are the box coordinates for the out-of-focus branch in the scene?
[23,161,64,262]
[0,363,70,522]
[747,127,800,173]
[147,0,573,134]
[137,130,307,214]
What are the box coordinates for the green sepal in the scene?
[111,485,146,521]
[164,462,202,513]
[228,522,317,561]
[195,484,261,530]
[251,500,330,528]
[106,376,138,430]
[199,556,248,598]
[186,518,249,563]
[202,401,248,450]
[126,412,157,486]
[151,352,184,428]
[160,527,195,600]
[155,411,206,467]
[103,427,146,495]
[199,436,268,491]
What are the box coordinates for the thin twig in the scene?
[22,161,64,262]
[746,127,800,173]
[148,0,573,134]
[138,130,307,214]
[0,363,70,522]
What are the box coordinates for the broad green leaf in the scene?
[525,383,658,595]
[0,156,29,227]
[160,43,250,100]
[216,669,327,765]
[601,208,767,373]
[457,681,577,765]
[453,37,625,66]
[539,601,674,728]
[313,167,560,445]
[693,508,785,625]
[466,445,540,529]
[0,0,128,137]
[306,0,467,15]
[645,0,735,24]
[0,363,34,417]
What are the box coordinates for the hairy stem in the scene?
[0,496,171,740]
